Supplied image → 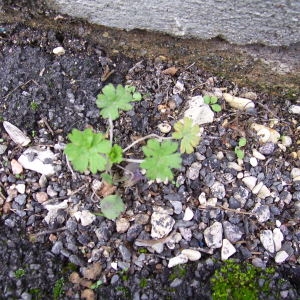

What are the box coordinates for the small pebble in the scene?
[158,123,171,133]
[275,250,289,263]
[249,157,258,167]
[181,249,201,261]
[183,207,194,221]
[53,46,65,55]
[35,191,48,203]
[252,149,266,160]
[11,159,23,175]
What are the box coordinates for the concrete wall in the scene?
[48,0,300,46]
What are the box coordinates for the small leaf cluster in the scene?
[203,95,222,112]
[235,137,247,159]
[65,84,201,220]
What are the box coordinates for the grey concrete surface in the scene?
[48,0,300,46]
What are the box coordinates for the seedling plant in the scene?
[203,95,222,112]
[65,84,201,220]
[234,137,247,159]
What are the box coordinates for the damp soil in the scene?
[0,1,300,300]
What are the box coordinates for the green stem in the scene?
[123,158,145,163]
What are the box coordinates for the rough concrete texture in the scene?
[48,0,300,46]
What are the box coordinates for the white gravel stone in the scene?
[3,121,31,146]
[228,162,243,171]
[257,185,271,199]
[252,182,264,194]
[18,147,59,176]
[198,192,207,205]
[151,212,175,239]
[35,191,48,203]
[275,251,289,264]
[251,123,280,143]
[253,204,270,223]
[210,181,225,199]
[281,136,292,147]
[249,157,258,167]
[291,168,300,181]
[116,218,130,233]
[242,176,257,190]
[204,221,223,249]
[252,149,266,160]
[221,239,236,260]
[183,207,194,221]
[11,159,23,175]
[158,123,172,133]
[288,105,300,114]
[53,46,65,55]
[74,210,96,226]
[260,230,275,253]
[168,253,188,268]
[223,221,243,243]
[181,249,201,261]
[179,227,192,241]
[186,162,202,180]
[223,93,255,110]
[207,198,218,206]
[273,228,284,251]
[184,96,214,125]
[16,183,25,194]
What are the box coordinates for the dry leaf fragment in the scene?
[162,66,178,76]
[3,121,31,146]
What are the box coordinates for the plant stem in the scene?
[108,118,113,144]
[123,134,173,152]
[123,158,145,163]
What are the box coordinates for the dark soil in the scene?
[0,1,299,300]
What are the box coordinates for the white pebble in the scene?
[181,249,201,261]
[228,162,243,171]
[252,182,264,194]
[275,251,289,263]
[249,157,258,167]
[158,123,172,133]
[221,239,236,260]
[53,46,65,56]
[16,183,26,194]
[289,105,300,114]
[281,136,292,147]
[183,207,194,221]
[242,176,257,190]
[168,253,188,268]
[252,149,266,160]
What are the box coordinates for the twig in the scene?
[3,79,38,101]
[30,226,67,238]
[199,204,254,216]
[123,134,173,153]
[123,158,145,163]
[108,117,113,145]
[41,117,54,136]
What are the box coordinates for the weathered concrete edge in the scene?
[48,0,300,47]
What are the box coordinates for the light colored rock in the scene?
[249,157,258,167]
[183,207,194,221]
[43,199,69,224]
[221,239,236,260]
[250,123,280,143]
[16,183,25,194]
[252,149,266,160]
[0,145,7,155]
[74,210,96,226]
[198,192,206,205]
[116,218,130,233]
[223,93,255,110]
[53,46,65,55]
[173,80,184,94]
[210,181,225,199]
[3,121,31,146]
[179,227,192,241]
[281,136,292,147]
[18,147,59,176]
[257,185,271,199]
[227,162,243,171]
[151,212,175,238]
[207,197,218,206]
[11,159,23,175]
[289,105,300,114]
[158,123,172,133]
[253,204,270,223]
[260,230,275,253]
[181,249,201,261]
[252,182,264,194]
[35,191,49,203]
[242,176,257,190]
[186,162,202,180]
[275,250,289,263]
[168,253,188,268]
[184,96,214,125]
[169,200,183,214]
[273,228,284,252]
[291,168,300,181]
[204,221,223,249]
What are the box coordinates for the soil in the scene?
[0,1,299,300]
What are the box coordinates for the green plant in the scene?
[234,137,247,159]
[203,95,222,112]
[139,278,148,288]
[90,280,103,289]
[210,260,276,300]
[53,277,64,300]
[172,117,201,154]
[30,101,39,111]
[65,84,201,220]
[14,268,25,278]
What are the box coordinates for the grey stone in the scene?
[253,205,270,223]
[51,241,63,254]
[169,200,183,215]
[127,224,143,242]
[151,212,175,239]
[260,230,275,253]
[223,221,243,243]
[170,278,183,288]
[118,245,132,262]
[210,181,225,199]
[204,221,223,249]
[14,194,27,205]
[49,0,300,46]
